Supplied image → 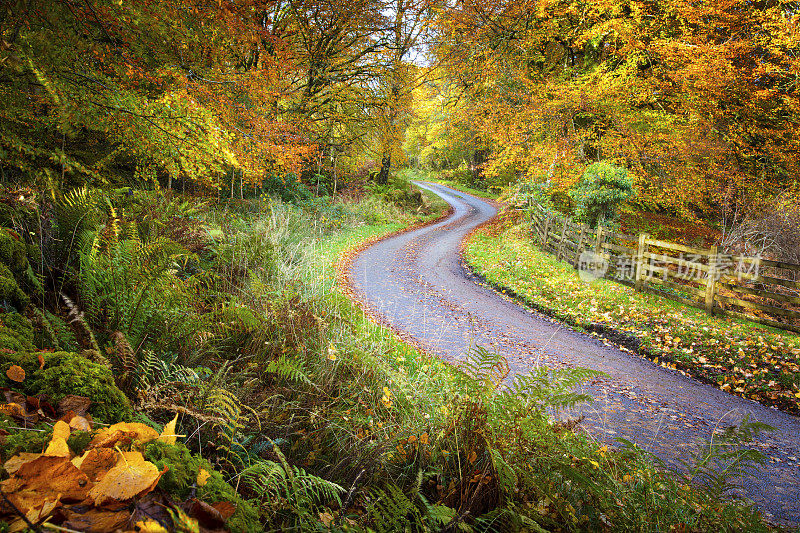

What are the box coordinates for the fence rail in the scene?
[528,205,800,334]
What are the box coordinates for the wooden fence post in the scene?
[594,226,604,256]
[542,213,552,248]
[705,244,719,314]
[557,217,569,261]
[574,224,586,268]
[635,233,649,291]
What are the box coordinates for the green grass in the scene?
[464,221,800,414]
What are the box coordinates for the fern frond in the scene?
[367,483,421,533]
[61,293,102,354]
[458,346,511,394]
[265,354,312,386]
[240,450,344,522]
[107,330,137,392]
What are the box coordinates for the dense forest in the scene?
[0,0,797,531]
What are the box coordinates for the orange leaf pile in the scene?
[0,413,236,532]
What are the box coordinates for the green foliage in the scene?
[680,416,773,497]
[66,430,92,457]
[78,232,193,347]
[0,229,27,274]
[366,483,423,532]
[440,166,475,187]
[41,310,79,352]
[49,186,102,276]
[569,162,636,227]
[0,263,29,311]
[265,355,313,386]
[0,351,132,423]
[0,227,38,311]
[261,174,313,203]
[368,173,428,212]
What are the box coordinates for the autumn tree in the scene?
[428,0,800,218]
[372,0,431,184]
[0,0,315,192]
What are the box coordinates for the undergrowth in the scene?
[0,173,776,531]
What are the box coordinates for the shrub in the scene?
[570,161,636,227]
[261,173,313,203]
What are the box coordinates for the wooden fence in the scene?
[528,203,800,334]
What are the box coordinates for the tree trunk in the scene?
[377,155,391,185]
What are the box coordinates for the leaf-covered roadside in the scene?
[464,219,800,415]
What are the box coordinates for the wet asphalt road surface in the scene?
[349,182,800,526]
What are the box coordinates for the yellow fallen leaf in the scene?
[52,420,71,440]
[197,468,211,487]
[69,415,92,432]
[9,495,60,533]
[158,413,180,445]
[73,448,118,482]
[88,451,163,505]
[4,453,42,475]
[0,403,25,418]
[44,436,71,458]
[90,422,159,448]
[134,520,170,533]
[3,456,92,513]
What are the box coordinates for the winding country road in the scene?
[349,182,800,525]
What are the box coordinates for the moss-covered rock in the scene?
[145,441,261,533]
[0,419,51,463]
[0,263,29,311]
[0,228,27,274]
[0,312,35,352]
[0,351,132,423]
[0,227,39,311]
[41,310,79,352]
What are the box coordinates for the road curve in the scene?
[349,182,800,525]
